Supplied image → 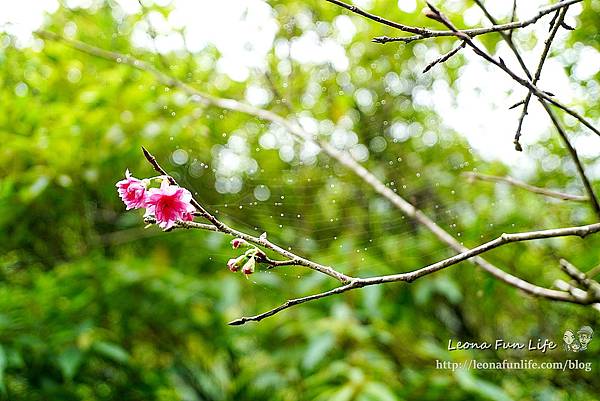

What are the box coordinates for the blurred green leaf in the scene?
[92,341,130,365]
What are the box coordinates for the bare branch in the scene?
[472,0,533,80]
[228,282,360,325]
[463,172,588,202]
[472,1,600,219]
[586,263,600,279]
[514,8,566,151]
[367,0,581,43]
[232,222,600,324]
[560,259,591,286]
[423,42,465,73]
[417,2,600,139]
[366,222,600,286]
[542,103,600,216]
[560,259,600,298]
[135,0,171,72]
[332,0,598,139]
[510,0,518,24]
[554,279,590,301]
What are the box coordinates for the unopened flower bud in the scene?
[227,255,246,272]
[241,257,256,275]
[231,238,248,249]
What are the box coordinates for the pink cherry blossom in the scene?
[144,180,196,229]
[116,170,147,210]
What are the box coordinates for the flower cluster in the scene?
[116,170,195,230]
[118,171,264,276]
[227,238,262,275]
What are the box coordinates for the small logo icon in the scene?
[563,326,593,352]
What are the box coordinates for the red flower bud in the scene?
[227,255,246,272]
[241,257,256,275]
[231,238,246,249]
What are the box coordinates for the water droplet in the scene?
[171,149,189,165]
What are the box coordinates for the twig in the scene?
[339,0,599,139]
[513,8,566,151]
[416,2,600,139]
[142,147,354,284]
[472,1,600,219]
[554,279,589,300]
[228,282,359,325]
[423,42,465,73]
[231,222,600,324]
[472,0,532,81]
[367,0,581,43]
[586,263,600,279]
[559,258,600,298]
[37,31,599,322]
[560,259,591,287]
[542,102,600,216]
[463,172,588,202]
[144,216,299,267]
[143,216,219,232]
[136,0,171,72]
[509,0,518,38]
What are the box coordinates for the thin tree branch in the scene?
[155,207,600,283]
[141,147,353,284]
[556,258,600,301]
[135,0,172,72]
[144,216,219,232]
[472,0,531,80]
[559,259,600,292]
[423,42,465,73]
[554,279,589,300]
[513,8,566,151]
[37,31,599,322]
[510,0,518,23]
[334,0,599,139]
[542,102,600,216]
[367,0,581,43]
[471,1,600,219]
[586,263,600,279]
[463,172,588,202]
[228,282,359,325]
[231,222,600,324]
[417,2,600,139]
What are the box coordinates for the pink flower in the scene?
[116,170,147,210]
[144,180,196,229]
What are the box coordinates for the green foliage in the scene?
[0,0,599,400]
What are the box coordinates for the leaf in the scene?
[455,370,514,401]
[361,382,399,401]
[58,347,84,381]
[303,333,335,371]
[361,284,382,318]
[434,277,462,304]
[92,341,130,364]
[329,385,355,401]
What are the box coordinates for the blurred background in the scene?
[1,0,599,400]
